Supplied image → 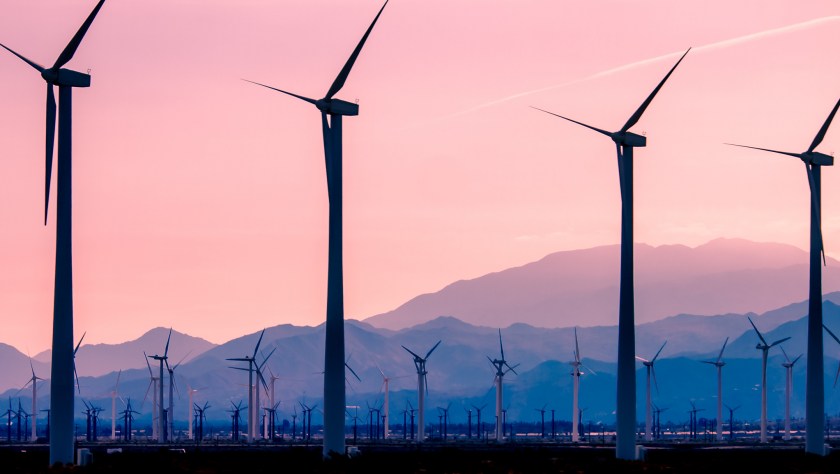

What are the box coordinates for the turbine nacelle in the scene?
[42,68,91,88]
[316,98,359,116]
[612,131,646,148]
[803,151,834,166]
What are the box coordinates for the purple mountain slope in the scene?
[364,238,840,329]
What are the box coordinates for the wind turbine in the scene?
[147,328,172,442]
[165,350,190,441]
[0,0,106,462]
[245,1,388,458]
[533,48,690,460]
[569,328,595,442]
[724,404,740,441]
[824,324,840,387]
[488,329,519,441]
[377,366,391,439]
[471,403,486,440]
[186,384,198,440]
[20,358,44,442]
[226,328,266,443]
[402,340,441,443]
[141,351,159,440]
[728,98,839,454]
[748,316,791,443]
[780,346,803,441]
[701,337,728,442]
[636,340,667,442]
[109,370,121,440]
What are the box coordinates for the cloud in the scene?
[449,16,840,119]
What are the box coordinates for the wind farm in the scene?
[1,0,840,472]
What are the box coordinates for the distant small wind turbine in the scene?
[227,328,266,443]
[569,328,595,442]
[402,340,441,443]
[824,324,840,386]
[533,48,690,460]
[147,328,172,442]
[488,329,519,441]
[701,337,728,441]
[636,340,667,442]
[748,316,790,443]
[728,97,839,455]
[109,369,121,440]
[779,346,802,441]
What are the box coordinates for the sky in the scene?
[0,0,838,352]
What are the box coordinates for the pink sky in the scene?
[0,0,838,352]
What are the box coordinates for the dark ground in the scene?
[2,443,840,474]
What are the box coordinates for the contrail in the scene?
[447,16,840,119]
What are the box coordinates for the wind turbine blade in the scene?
[780,345,791,363]
[401,345,422,360]
[770,336,791,347]
[724,143,801,159]
[164,328,172,358]
[635,356,649,363]
[144,351,153,376]
[807,98,840,153]
[425,340,442,359]
[792,354,803,365]
[747,317,768,346]
[115,369,121,391]
[805,163,826,266]
[574,327,581,363]
[324,1,388,99]
[716,337,729,363]
[52,0,106,69]
[0,43,45,72]
[700,360,717,366]
[42,84,56,222]
[620,48,690,132]
[652,341,667,362]
[824,324,840,345]
[345,362,361,382]
[243,79,318,105]
[173,349,193,370]
[498,329,505,361]
[75,332,86,355]
[74,366,81,394]
[834,362,840,388]
[652,366,660,395]
[616,143,625,198]
[530,106,612,137]
[579,362,597,376]
[506,363,520,375]
[253,329,266,358]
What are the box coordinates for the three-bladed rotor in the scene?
[0,0,106,224]
[748,316,791,350]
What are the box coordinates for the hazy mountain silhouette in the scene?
[6,293,840,426]
[32,327,216,379]
[364,239,840,330]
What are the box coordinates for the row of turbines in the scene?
[2,0,839,463]
[8,315,840,446]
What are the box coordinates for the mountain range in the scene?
[364,238,840,329]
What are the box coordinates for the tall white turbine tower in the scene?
[748,317,790,443]
[780,346,802,441]
[701,337,728,442]
[488,329,519,442]
[0,0,107,463]
[402,341,441,443]
[569,328,595,442]
[23,359,44,442]
[110,370,121,440]
[636,341,667,442]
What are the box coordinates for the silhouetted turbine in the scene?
[244,1,388,458]
[533,48,690,459]
[748,316,790,443]
[0,0,106,464]
[727,97,838,454]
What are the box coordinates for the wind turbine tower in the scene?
[110,370,121,440]
[533,49,690,459]
[636,341,667,442]
[245,1,388,457]
[488,329,519,441]
[147,329,172,442]
[402,341,441,442]
[728,98,839,454]
[748,316,790,443]
[701,337,728,441]
[780,346,803,441]
[0,0,106,463]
